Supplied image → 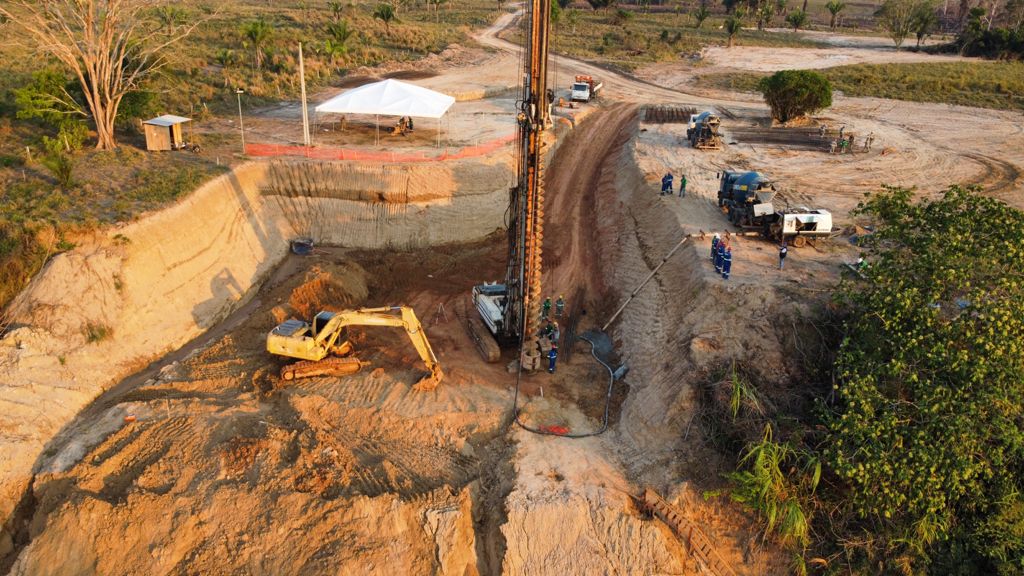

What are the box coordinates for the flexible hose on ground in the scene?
[510,332,616,438]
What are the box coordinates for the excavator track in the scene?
[280,356,367,381]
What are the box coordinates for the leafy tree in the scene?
[912,1,938,46]
[757,69,832,122]
[693,5,711,27]
[786,8,808,30]
[0,0,200,150]
[241,17,273,70]
[825,0,845,29]
[724,14,744,46]
[826,185,1024,572]
[551,0,563,27]
[877,0,918,48]
[373,3,396,34]
[13,68,83,128]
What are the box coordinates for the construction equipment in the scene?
[267,305,444,390]
[570,74,603,102]
[716,170,835,247]
[717,170,776,227]
[470,0,552,369]
[686,111,722,150]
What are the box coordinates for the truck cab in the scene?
[571,81,592,102]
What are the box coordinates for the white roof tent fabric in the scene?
[143,114,191,127]
[314,79,455,119]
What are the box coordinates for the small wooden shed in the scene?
[143,115,191,151]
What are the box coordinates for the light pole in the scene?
[235,88,246,154]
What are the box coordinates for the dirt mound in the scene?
[287,263,369,319]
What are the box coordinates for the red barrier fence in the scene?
[245,133,516,163]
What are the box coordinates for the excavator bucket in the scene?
[412,366,445,392]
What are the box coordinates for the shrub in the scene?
[758,69,832,122]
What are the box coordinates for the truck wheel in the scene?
[792,235,807,248]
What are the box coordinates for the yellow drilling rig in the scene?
[469,0,553,370]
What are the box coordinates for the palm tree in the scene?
[724,14,743,46]
[825,0,846,29]
[324,19,354,59]
[373,3,396,34]
[154,6,187,37]
[786,9,807,30]
[241,18,272,70]
[693,5,711,27]
[328,1,345,18]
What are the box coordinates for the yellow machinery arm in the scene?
[267,305,444,390]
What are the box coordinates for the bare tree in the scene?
[0,0,201,150]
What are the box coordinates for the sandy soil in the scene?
[3,8,1024,576]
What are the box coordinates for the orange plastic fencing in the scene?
[244,133,516,163]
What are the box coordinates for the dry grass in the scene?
[697,61,1024,111]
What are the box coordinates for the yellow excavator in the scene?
[266,305,444,391]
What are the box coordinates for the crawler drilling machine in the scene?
[469,0,552,369]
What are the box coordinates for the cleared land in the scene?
[1,4,1023,576]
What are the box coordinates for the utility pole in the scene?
[299,42,311,147]
[235,88,246,154]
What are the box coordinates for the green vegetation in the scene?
[758,69,832,123]
[699,60,1024,111]
[956,7,1024,59]
[717,186,1024,573]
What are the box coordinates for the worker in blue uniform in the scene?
[548,345,558,374]
[711,233,720,261]
[660,173,674,196]
[715,241,725,273]
[722,246,733,280]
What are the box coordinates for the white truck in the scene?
[570,74,603,102]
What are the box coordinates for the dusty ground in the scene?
[3,7,1024,576]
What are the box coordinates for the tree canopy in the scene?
[757,69,832,123]
[827,185,1024,572]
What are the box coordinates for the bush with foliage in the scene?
[757,69,832,122]
[826,185,1024,572]
[957,7,1024,58]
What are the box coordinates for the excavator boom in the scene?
[267,306,444,390]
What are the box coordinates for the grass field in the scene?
[697,61,1024,111]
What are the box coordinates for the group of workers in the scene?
[822,124,875,154]
[660,172,688,197]
[710,233,733,280]
[541,295,566,373]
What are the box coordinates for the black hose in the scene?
[510,332,616,438]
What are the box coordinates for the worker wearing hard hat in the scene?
[711,233,721,261]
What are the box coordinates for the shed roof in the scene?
[144,114,191,127]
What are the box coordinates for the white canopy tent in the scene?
[314,79,456,146]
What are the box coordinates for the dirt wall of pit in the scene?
[0,152,514,557]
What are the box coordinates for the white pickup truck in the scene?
[570,75,603,102]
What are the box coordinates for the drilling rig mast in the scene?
[470,0,552,367]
